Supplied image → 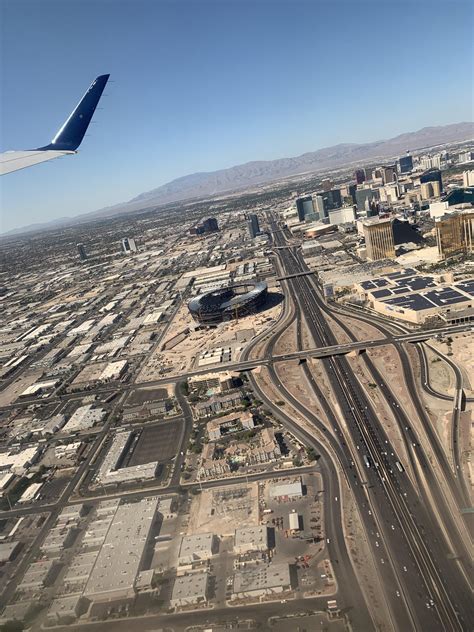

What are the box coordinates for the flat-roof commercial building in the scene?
[170,572,209,608]
[17,559,56,594]
[362,217,395,261]
[269,479,304,500]
[83,497,159,606]
[0,541,20,563]
[63,552,98,590]
[46,595,85,625]
[62,405,106,433]
[232,563,291,600]
[234,526,268,554]
[99,360,128,381]
[178,533,218,566]
[0,446,41,475]
[357,270,474,324]
[95,431,158,486]
[17,482,43,504]
[41,525,77,557]
[289,511,300,531]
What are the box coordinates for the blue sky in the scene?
[1,0,472,234]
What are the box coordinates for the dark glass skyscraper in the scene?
[398,154,413,173]
[202,217,219,232]
[348,183,357,204]
[77,243,87,261]
[296,196,313,221]
[190,217,219,234]
[247,214,260,238]
[354,169,366,184]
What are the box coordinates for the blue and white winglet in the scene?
[0,74,110,175]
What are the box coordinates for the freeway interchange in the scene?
[242,218,472,631]
[1,216,471,632]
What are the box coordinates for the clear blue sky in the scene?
[1,0,472,234]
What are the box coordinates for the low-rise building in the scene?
[0,445,41,475]
[188,371,237,392]
[170,572,209,608]
[232,563,291,600]
[178,533,218,566]
[289,511,300,531]
[207,411,254,441]
[356,269,474,324]
[0,541,20,563]
[122,400,170,422]
[194,391,244,418]
[269,479,304,501]
[234,526,268,554]
[198,443,230,479]
[99,360,128,381]
[17,559,56,594]
[41,525,77,557]
[62,405,106,433]
[83,497,159,606]
[46,595,84,625]
[17,482,43,504]
[95,431,158,486]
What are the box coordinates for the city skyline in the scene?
[1,0,473,233]
[0,125,473,629]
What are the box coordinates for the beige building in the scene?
[170,572,209,608]
[178,533,218,566]
[232,563,291,600]
[206,411,254,441]
[362,218,395,261]
[355,270,474,324]
[462,170,474,187]
[234,526,269,555]
[435,211,474,260]
[420,181,441,200]
[82,497,158,606]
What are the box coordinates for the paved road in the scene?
[241,249,377,631]
[324,289,472,510]
[1,325,470,414]
[268,221,472,631]
[46,596,342,632]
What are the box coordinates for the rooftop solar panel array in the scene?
[362,269,473,315]
[455,280,474,297]
[384,294,435,311]
[423,288,470,307]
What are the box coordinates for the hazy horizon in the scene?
[1,0,473,234]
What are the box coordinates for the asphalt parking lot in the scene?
[127,420,182,466]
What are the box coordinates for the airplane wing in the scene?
[0,74,109,176]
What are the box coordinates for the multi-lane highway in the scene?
[321,285,472,510]
[255,219,472,631]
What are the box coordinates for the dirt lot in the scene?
[429,332,473,396]
[125,387,170,406]
[70,361,107,387]
[187,482,259,536]
[137,293,283,382]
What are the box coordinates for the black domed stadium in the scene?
[188,281,268,325]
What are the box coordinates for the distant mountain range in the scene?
[4,121,473,236]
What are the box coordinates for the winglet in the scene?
[37,74,110,151]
